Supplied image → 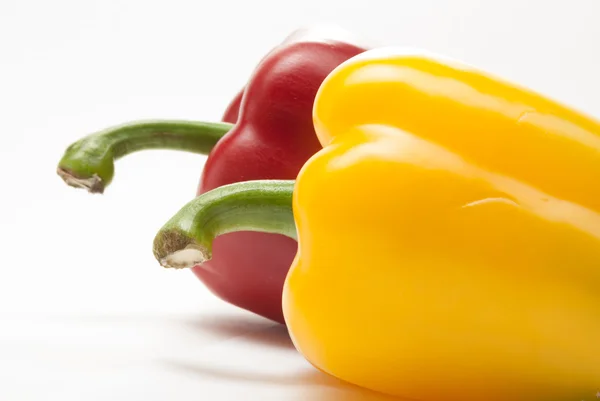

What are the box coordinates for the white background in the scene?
[1,0,599,400]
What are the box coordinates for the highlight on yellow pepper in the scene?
[152,47,600,401]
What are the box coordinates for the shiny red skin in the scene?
[192,32,367,323]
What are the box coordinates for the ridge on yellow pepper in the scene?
[152,47,600,401]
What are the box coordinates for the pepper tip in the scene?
[57,167,105,194]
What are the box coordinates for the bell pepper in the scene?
[152,47,600,400]
[56,25,368,323]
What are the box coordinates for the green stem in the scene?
[153,180,296,269]
[57,120,234,193]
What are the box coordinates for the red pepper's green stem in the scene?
[153,180,296,269]
[57,120,234,194]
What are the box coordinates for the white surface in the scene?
[1,0,599,400]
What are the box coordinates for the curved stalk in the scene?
[57,120,234,193]
[153,180,296,269]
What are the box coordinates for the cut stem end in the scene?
[57,167,105,194]
[159,244,210,269]
[153,229,212,270]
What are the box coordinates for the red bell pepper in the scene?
[57,25,369,323]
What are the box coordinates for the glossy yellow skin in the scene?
[282,48,600,401]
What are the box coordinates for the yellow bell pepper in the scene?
[152,47,600,401]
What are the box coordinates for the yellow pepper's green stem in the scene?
[57,120,234,193]
[153,180,296,270]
